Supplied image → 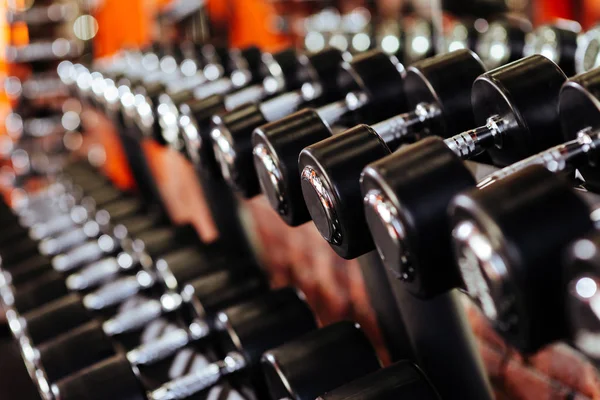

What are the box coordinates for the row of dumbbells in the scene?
[0,138,441,399]
[71,31,600,369]
[1,20,446,400]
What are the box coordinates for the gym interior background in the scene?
[2,0,600,399]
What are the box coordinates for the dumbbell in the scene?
[443,18,482,53]
[44,288,316,400]
[317,361,440,399]
[448,166,593,353]
[476,16,532,69]
[402,16,435,64]
[209,47,349,197]
[359,55,567,298]
[261,321,381,400]
[575,24,600,74]
[2,224,204,316]
[296,49,487,259]
[251,49,407,226]
[523,20,580,76]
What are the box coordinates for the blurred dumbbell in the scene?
[262,321,381,400]
[476,16,532,69]
[360,55,567,297]
[47,288,316,400]
[297,49,487,259]
[575,24,600,74]
[317,361,440,399]
[449,166,592,353]
[523,20,580,76]
[210,47,348,197]
[251,49,407,227]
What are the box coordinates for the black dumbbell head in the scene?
[559,68,600,191]
[476,17,532,69]
[252,108,333,226]
[318,361,440,400]
[298,48,346,102]
[51,355,146,400]
[524,23,580,76]
[361,137,476,298]
[336,50,407,123]
[299,125,390,259]
[471,54,566,167]
[212,103,269,197]
[404,49,486,137]
[36,320,116,382]
[563,233,600,359]
[449,165,593,353]
[154,246,217,292]
[3,255,52,286]
[216,288,316,366]
[8,270,69,314]
[21,293,92,346]
[181,266,268,322]
[262,322,380,400]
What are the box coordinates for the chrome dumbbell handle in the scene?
[126,320,210,366]
[148,352,246,400]
[477,128,600,189]
[444,115,508,159]
[372,102,441,148]
[83,271,155,310]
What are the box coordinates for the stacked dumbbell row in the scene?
[83,34,600,388]
[56,39,544,400]
[11,38,462,398]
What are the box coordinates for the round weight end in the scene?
[299,126,391,259]
[211,104,267,198]
[360,137,475,298]
[449,165,593,353]
[252,108,333,226]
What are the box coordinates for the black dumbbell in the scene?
[449,165,593,354]
[402,17,435,64]
[46,288,316,400]
[476,16,532,69]
[443,18,483,53]
[261,321,381,400]
[360,55,567,297]
[523,20,581,76]
[251,49,407,226]
[209,47,348,198]
[317,361,440,399]
[297,49,487,259]
[575,24,600,74]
